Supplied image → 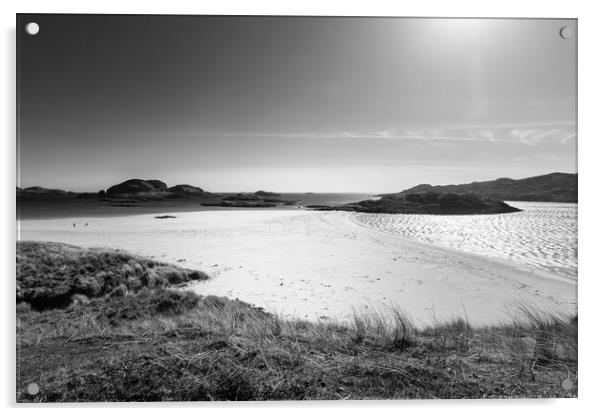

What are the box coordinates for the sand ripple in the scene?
[351,202,577,280]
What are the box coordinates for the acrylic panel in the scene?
[16,14,577,401]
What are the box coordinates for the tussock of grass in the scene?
[17,241,208,310]
[16,242,577,401]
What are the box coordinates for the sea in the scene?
[351,201,577,281]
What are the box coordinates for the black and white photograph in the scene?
[16,14,577,401]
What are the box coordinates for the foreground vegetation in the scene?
[17,241,208,310]
[16,242,577,401]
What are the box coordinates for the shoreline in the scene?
[18,209,576,327]
[344,211,576,285]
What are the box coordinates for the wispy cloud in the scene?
[509,128,570,145]
[217,123,576,145]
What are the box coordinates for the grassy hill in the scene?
[386,173,577,203]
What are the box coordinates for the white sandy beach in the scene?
[18,210,577,327]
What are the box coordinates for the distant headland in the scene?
[307,172,576,215]
[17,172,577,215]
[383,172,577,203]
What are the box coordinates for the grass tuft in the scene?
[17,241,208,310]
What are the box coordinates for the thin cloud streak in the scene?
[216,126,576,145]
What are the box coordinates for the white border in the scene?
[2,1,600,415]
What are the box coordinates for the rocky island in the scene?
[201,191,298,208]
[103,179,211,200]
[309,192,521,215]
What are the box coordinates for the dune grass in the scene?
[17,241,208,310]
[16,242,577,401]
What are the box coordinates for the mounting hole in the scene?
[25,22,39,36]
[559,26,573,40]
[26,382,40,395]
[561,378,573,391]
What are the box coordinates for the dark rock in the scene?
[224,193,262,201]
[18,186,68,196]
[167,184,205,195]
[201,201,278,208]
[311,192,521,215]
[255,190,281,197]
[106,179,168,197]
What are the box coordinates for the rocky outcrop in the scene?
[254,190,281,198]
[103,180,210,200]
[223,193,262,201]
[310,192,521,215]
[202,191,298,208]
[17,186,68,196]
[105,179,168,197]
[167,185,205,195]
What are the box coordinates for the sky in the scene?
[18,15,577,193]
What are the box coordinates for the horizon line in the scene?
[17,170,577,195]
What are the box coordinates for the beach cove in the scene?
[18,207,576,327]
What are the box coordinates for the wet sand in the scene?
[18,210,576,327]
[353,201,577,280]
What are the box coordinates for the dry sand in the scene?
[18,210,576,327]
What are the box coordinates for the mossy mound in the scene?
[16,241,208,310]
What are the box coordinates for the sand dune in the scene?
[18,210,576,327]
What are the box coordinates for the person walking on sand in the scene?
[73,223,75,228]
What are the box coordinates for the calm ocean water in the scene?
[351,201,577,281]
[278,193,375,206]
[17,193,375,219]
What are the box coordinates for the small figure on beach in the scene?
[72,223,75,228]
[85,223,88,227]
